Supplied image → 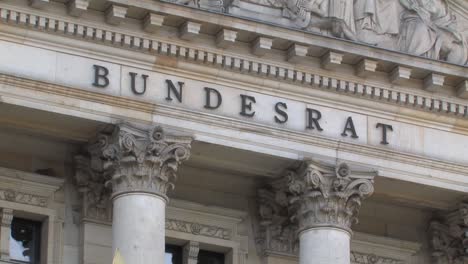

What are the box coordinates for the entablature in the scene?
[4,0,467,99]
[0,1,468,123]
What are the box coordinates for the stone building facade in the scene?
[0,0,467,264]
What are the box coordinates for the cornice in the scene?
[110,0,468,76]
[1,74,467,191]
[0,5,467,123]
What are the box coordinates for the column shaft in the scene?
[299,228,350,264]
[79,124,190,264]
[112,193,166,264]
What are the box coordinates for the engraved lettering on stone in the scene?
[166,219,232,240]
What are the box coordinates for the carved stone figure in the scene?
[164,0,227,11]
[399,0,468,64]
[224,0,468,64]
[354,0,401,47]
[283,0,358,40]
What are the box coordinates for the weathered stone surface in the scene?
[429,201,468,264]
[75,123,192,222]
[170,0,468,65]
[256,160,375,257]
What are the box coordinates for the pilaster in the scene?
[0,208,13,261]
[429,201,468,264]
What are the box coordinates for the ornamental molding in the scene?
[351,252,404,264]
[166,218,232,240]
[0,208,13,228]
[74,155,112,222]
[2,73,468,192]
[87,123,192,200]
[74,123,192,222]
[0,167,63,208]
[255,160,375,256]
[0,6,467,120]
[0,189,48,208]
[219,0,468,65]
[429,201,468,264]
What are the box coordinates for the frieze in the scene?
[0,188,47,207]
[166,218,232,240]
[0,6,466,121]
[175,0,468,65]
[351,252,404,264]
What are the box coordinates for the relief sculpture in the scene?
[398,0,468,64]
[192,0,468,65]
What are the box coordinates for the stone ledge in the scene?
[0,6,466,120]
[0,74,467,190]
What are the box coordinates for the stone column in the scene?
[287,161,374,264]
[256,160,374,264]
[83,123,192,264]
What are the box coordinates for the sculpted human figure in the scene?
[399,0,468,64]
[354,0,401,47]
[282,0,357,40]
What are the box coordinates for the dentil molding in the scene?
[0,5,467,120]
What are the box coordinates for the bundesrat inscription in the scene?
[92,65,395,145]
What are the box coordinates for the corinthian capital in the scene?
[430,201,468,264]
[84,123,192,201]
[255,160,375,256]
[74,155,111,222]
[287,161,374,233]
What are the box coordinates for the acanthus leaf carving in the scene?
[87,123,192,200]
[0,189,48,208]
[288,161,375,233]
[166,218,232,240]
[74,155,112,223]
[429,201,468,264]
[74,123,192,222]
[255,160,375,258]
[351,252,404,264]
